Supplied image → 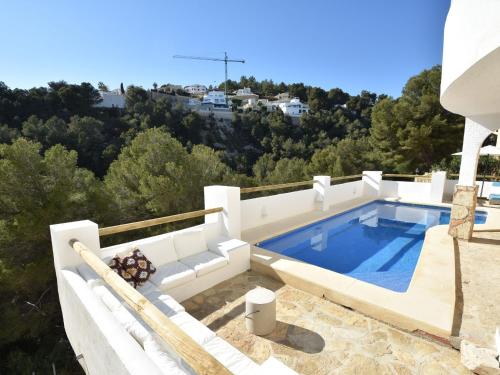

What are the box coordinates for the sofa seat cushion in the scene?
[180,251,228,277]
[169,311,215,346]
[150,262,196,291]
[143,289,185,317]
[143,336,190,375]
[202,336,260,375]
[77,263,102,287]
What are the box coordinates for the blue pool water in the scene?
[259,201,487,292]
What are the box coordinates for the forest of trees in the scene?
[0,65,477,373]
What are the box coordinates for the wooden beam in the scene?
[330,174,363,183]
[240,180,315,194]
[99,207,223,237]
[70,239,232,375]
[382,174,421,179]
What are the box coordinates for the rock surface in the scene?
[182,271,471,375]
[460,340,500,375]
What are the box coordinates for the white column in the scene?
[313,176,331,211]
[458,119,491,186]
[50,220,100,270]
[449,119,491,240]
[362,171,382,199]
[204,185,241,239]
[429,171,447,203]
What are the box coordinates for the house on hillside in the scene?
[278,98,309,117]
[184,84,207,96]
[242,96,309,117]
[94,89,126,109]
[201,90,229,108]
[232,87,259,101]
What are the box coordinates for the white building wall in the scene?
[94,92,126,109]
[184,85,207,95]
[441,0,500,130]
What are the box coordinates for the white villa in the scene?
[184,84,208,96]
[202,90,229,108]
[51,1,500,374]
[94,89,126,109]
[242,96,309,117]
[277,98,309,117]
[232,87,259,101]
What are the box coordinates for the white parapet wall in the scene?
[379,172,448,203]
[240,172,449,232]
[380,180,432,202]
[240,188,318,231]
[325,180,365,208]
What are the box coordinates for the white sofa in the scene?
[66,222,297,375]
[100,222,250,302]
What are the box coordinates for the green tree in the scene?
[97,82,109,91]
[0,124,19,143]
[68,116,106,175]
[370,65,464,173]
[105,128,238,223]
[0,139,108,373]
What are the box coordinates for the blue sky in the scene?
[0,0,450,97]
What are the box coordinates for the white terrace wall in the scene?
[239,172,448,232]
[240,188,317,231]
[379,180,432,202]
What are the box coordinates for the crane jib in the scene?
[172,52,246,96]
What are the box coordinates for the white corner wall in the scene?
[59,269,162,375]
[240,188,317,231]
[380,181,432,202]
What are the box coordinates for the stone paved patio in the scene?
[454,226,500,351]
[182,271,470,375]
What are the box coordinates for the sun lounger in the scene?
[488,182,500,204]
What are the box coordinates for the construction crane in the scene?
[173,52,245,97]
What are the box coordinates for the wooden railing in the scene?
[69,239,232,375]
[239,174,365,194]
[382,173,421,179]
[240,180,316,194]
[330,174,364,184]
[449,173,499,180]
[99,207,223,237]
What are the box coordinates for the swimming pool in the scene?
[258,201,487,292]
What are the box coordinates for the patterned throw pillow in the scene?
[108,255,138,288]
[109,256,122,274]
[120,248,156,286]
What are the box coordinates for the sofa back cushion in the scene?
[173,229,208,259]
[115,236,178,267]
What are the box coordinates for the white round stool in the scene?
[245,287,276,335]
